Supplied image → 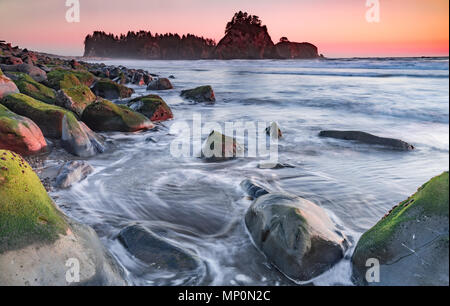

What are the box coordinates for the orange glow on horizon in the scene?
[0,0,448,57]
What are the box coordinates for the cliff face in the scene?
[83,12,321,60]
[214,24,276,59]
[275,42,319,59]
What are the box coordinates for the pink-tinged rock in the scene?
[0,73,19,99]
[0,104,47,155]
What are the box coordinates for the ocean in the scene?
[52,57,449,285]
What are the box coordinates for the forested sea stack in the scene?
[83,11,321,59]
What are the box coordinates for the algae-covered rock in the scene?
[180,85,215,103]
[201,130,244,161]
[92,78,134,100]
[245,191,349,282]
[146,78,173,91]
[11,72,56,104]
[128,94,173,122]
[0,150,126,285]
[2,94,104,157]
[351,172,449,286]
[56,85,96,116]
[45,68,95,90]
[0,149,68,253]
[82,99,154,132]
[0,104,47,155]
[0,72,19,99]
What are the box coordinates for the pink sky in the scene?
[0,0,448,57]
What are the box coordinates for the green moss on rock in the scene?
[12,73,56,104]
[92,78,134,99]
[46,69,82,90]
[0,149,68,253]
[1,93,75,138]
[57,85,96,116]
[82,99,153,132]
[128,95,173,122]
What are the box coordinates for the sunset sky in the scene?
[0,0,448,57]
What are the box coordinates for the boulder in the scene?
[265,121,282,139]
[146,78,173,91]
[319,130,414,151]
[1,94,104,157]
[11,72,56,104]
[61,114,106,157]
[4,56,23,65]
[118,224,201,273]
[128,94,173,122]
[201,130,244,161]
[244,187,349,281]
[0,72,19,99]
[0,150,126,285]
[351,172,449,286]
[92,78,134,100]
[56,85,96,116]
[180,85,215,103]
[82,99,154,132]
[45,69,96,90]
[0,104,47,155]
[0,64,47,82]
[55,161,94,189]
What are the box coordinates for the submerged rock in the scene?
[0,104,47,155]
[0,150,126,285]
[180,85,215,103]
[351,172,449,286]
[146,78,173,90]
[244,183,349,282]
[82,99,154,132]
[56,85,97,116]
[92,78,134,100]
[319,130,414,151]
[118,224,201,273]
[257,162,294,169]
[10,72,56,104]
[0,71,19,99]
[128,95,173,122]
[201,130,244,161]
[55,161,94,189]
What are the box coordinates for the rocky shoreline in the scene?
[0,40,448,286]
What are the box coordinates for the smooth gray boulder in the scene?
[118,224,201,273]
[319,130,414,150]
[0,64,47,82]
[146,78,173,90]
[243,181,349,282]
[55,160,94,189]
[351,172,449,286]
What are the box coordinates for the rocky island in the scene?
[84,11,321,60]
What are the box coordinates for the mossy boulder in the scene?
[180,85,215,103]
[245,191,349,282]
[0,149,68,253]
[1,94,104,157]
[82,99,154,132]
[92,78,134,100]
[0,64,47,82]
[0,150,126,285]
[0,104,47,155]
[56,85,96,116]
[352,172,449,286]
[127,94,173,122]
[45,68,95,90]
[0,73,19,99]
[11,72,56,104]
[146,78,173,91]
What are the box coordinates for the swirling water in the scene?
[52,58,449,285]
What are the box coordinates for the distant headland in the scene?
[84,11,322,60]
